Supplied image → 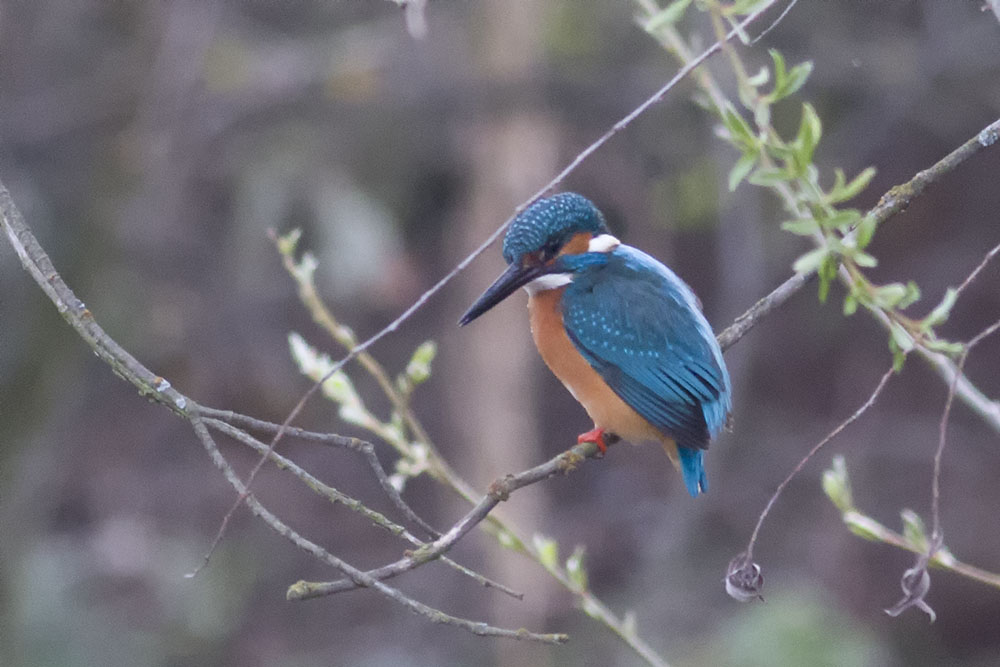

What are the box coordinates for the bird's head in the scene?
[459,192,619,326]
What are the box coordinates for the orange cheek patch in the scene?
[558,232,592,256]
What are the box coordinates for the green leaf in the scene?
[721,104,756,151]
[898,281,922,309]
[277,228,302,257]
[781,61,814,100]
[496,529,525,553]
[781,218,820,236]
[822,455,854,512]
[753,100,772,129]
[747,65,770,88]
[900,509,928,550]
[851,251,878,268]
[724,0,772,15]
[769,49,788,91]
[844,511,885,542]
[766,50,813,102]
[828,167,877,204]
[405,340,437,385]
[874,281,921,310]
[533,534,559,572]
[566,546,588,592]
[792,247,828,274]
[748,166,793,187]
[644,0,694,31]
[855,214,878,249]
[728,153,758,191]
[817,208,861,232]
[890,321,915,352]
[843,292,859,316]
[793,102,822,170]
[818,254,840,303]
[763,140,796,162]
[923,287,958,329]
[873,283,907,308]
[924,338,965,356]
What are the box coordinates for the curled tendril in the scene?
[726,552,765,602]
[885,533,942,622]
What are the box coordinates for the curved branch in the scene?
[288,439,603,600]
[191,419,561,643]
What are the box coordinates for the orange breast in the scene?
[528,288,680,466]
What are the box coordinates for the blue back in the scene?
[559,246,731,496]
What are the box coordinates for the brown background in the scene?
[2,2,999,666]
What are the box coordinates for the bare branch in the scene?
[288,438,604,599]
[201,416,522,599]
[717,271,812,351]
[189,418,563,643]
[200,407,439,537]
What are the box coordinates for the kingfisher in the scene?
[459,192,731,497]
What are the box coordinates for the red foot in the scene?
[577,427,611,454]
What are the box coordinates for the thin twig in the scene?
[745,366,895,559]
[750,0,799,45]
[953,240,1000,300]
[929,240,1000,547]
[288,438,605,599]
[191,418,559,642]
[199,407,439,537]
[202,417,521,599]
[717,271,812,350]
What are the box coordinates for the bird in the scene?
[459,192,731,497]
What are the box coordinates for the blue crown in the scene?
[502,193,609,264]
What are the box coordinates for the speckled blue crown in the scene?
[502,193,609,264]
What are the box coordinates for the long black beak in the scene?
[458,262,545,326]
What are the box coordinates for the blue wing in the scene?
[561,246,732,453]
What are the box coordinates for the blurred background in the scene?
[2,1,1000,665]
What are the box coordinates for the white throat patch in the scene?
[588,234,620,253]
[523,273,572,295]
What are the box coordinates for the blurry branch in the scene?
[0,180,560,645]
[188,419,561,643]
[717,270,810,351]
[822,455,1000,593]
[271,229,474,498]
[287,438,601,600]
[199,414,521,599]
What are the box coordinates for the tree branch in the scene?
[288,439,603,599]
[190,419,561,643]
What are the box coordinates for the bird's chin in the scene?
[523,273,573,295]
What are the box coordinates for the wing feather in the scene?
[561,246,731,450]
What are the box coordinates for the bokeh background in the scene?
[2,1,1000,666]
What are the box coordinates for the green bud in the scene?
[533,534,559,572]
[566,546,588,592]
[405,340,437,385]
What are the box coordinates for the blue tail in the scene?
[678,447,708,498]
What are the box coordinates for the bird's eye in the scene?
[540,239,561,261]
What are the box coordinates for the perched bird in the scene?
[459,192,731,497]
